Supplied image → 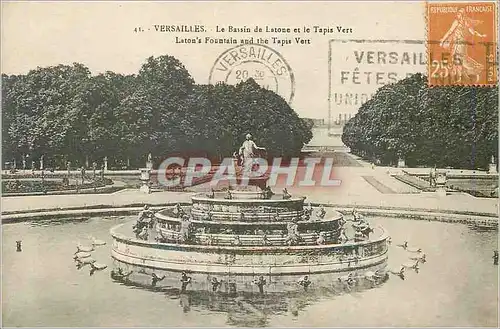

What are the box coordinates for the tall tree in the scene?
[342,73,498,169]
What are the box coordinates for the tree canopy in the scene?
[342,73,498,169]
[2,56,312,168]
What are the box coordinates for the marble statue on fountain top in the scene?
[233,134,269,190]
[238,134,266,162]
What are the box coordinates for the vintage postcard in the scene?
[1,1,498,327]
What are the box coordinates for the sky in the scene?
[2,1,432,120]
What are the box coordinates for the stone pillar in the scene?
[103,156,108,172]
[66,161,71,186]
[22,155,26,170]
[139,168,151,194]
[488,156,497,174]
[435,171,447,197]
[397,157,406,168]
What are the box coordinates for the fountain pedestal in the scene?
[397,157,406,168]
[111,134,390,295]
[435,171,447,197]
[139,168,151,194]
[487,156,497,174]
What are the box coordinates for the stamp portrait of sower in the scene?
[427,2,497,86]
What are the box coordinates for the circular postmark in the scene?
[209,44,295,104]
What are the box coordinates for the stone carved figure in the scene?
[133,205,153,237]
[146,153,153,169]
[238,133,266,161]
[429,166,437,187]
[316,207,326,219]
[232,235,242,246]
[180,215,192,242]
[285,221,301,245]
[238,134,266,174]
[316,232,326,245]
[297,275,311,291]
[253,276,267,294]
[283,188,291,199]
[137,227,149,240]
[173,203,185,218]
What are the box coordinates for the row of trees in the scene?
[342,73,498,169]
[2,56,313,168]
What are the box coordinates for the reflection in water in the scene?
[109,267,390,327]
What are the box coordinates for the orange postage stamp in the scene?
[427,2,497,86]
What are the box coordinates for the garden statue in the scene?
[283,188,292,199]
[254,276,267,294]
[263,186,274,199]
[180,215,192,242]
[488,156,497,174]
[239,133,266,161]
[298,275,311,291]
[317,206,326,219]
[173,203,184,218]
[238,133,266,172]
[146,153,153,169]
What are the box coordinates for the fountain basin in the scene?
[110,220,389,293]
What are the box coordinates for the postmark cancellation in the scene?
[209,44,295,104]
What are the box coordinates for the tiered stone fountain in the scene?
[110,136,389,294]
